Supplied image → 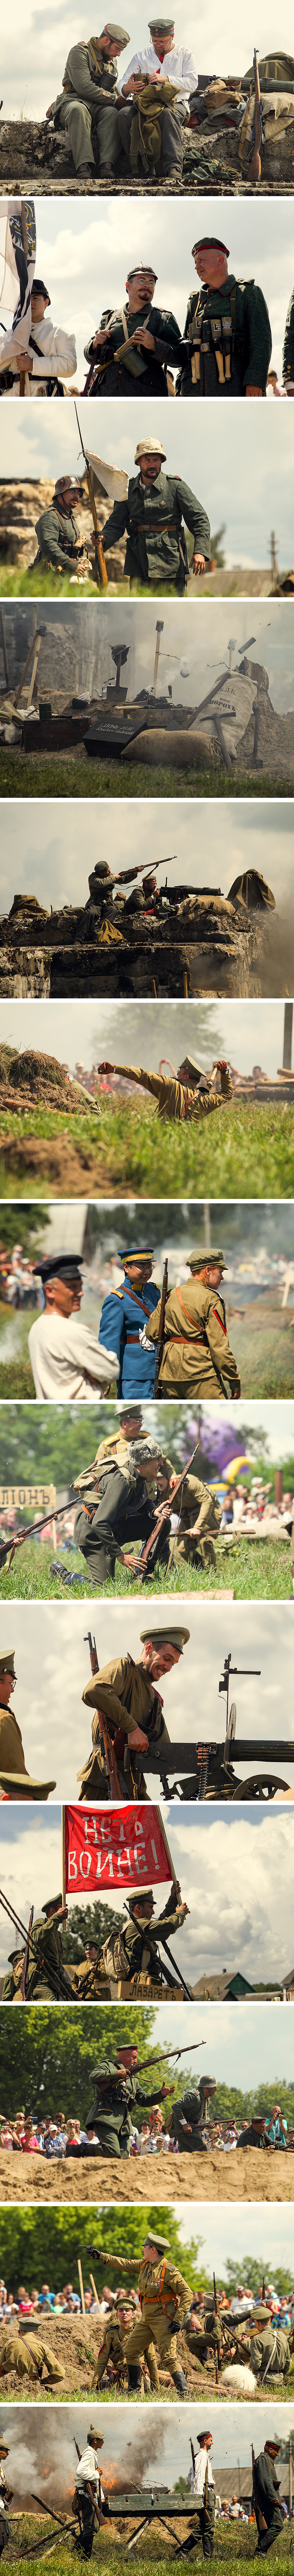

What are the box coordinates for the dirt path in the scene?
[2,2146,293,2205]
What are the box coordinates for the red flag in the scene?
[64,1804,173,1896]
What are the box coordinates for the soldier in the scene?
[102,1879,189,1996]
[116,16,198,184]
[145,1246,240,1401]
[84,262,181,396]
[0,2320,64,2386]
[282,286,294,390]
[97,1245,161,1400]
[74,2427,107,2557]
[189,2433,215,2558]
[35,476,85,574]
[169,2076,217,2153]
[90,2233,191,2396]
[0,277,77,399]
[73,1435,172,1587]
[92,2289,147,2387]
[28,1252,119,1402]
[68,1942,111,1999]
[25,1894,72,2003]
[234,2307,293,2384]
[2,1947,24,2001]
[177,234,272,398]
[0,2442,14,2560]
[47,23,130,181]
[100,435,211,590]
[0,1646,56,1799]
[252,2441,283,2553]
[78,1620,189,1798]
[168,1466,222,1573]
[84,2037,172,2153]
[97,1051,232,1124]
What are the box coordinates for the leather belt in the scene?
[136,520,179,534]
[168,1334,207,1345]
[126,1333,141,1343]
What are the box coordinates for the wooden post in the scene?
[78,2257,86,2318]
[90,2272,102,2310]
[152,620,164,696]
[157,1807,178,1890]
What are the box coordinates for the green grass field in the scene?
[4,2516,293,2570]
[0,750,287,803]
[1,1099,294,1201]
[0,1535,291,1601]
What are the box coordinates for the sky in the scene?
[1,798,293,918]
[1,2399,293,2498]
[0,990,292,1076]
[1,596,293,714]
[152,1993,294,2089]
[165,2200,294,2277]
[0,1800,294,1986]
[2,0,294,125]
[2,399,294,574]
[2,195,294,385]
[1,1597,293,1800]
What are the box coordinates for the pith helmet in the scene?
[135,437,166,462]
[188,1249,227,1271]
[140,1625,190,1652]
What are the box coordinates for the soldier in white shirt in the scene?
[1,279,76,399]
[28,1253,119,1401]
[117,14,197,180]
[188,2435,215,2560]
[74,2428,108,2555]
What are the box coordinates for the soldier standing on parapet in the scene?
[77,1620,189,1798]
[145,1246,241,1400]
[84,2037,173,2154]
[100,436,211,590]
[102,1880,189,1998]
[47,23,130,180]
[177,234,272,398]
[89,2232,191,2396]
[97,1051,232,1122]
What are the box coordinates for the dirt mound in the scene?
[0,1048,97,1116]
[0,2314,95,2398]
[0,1134,106,1190]
[2,2145,293,2208]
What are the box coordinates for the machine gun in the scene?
[84,1632,123,1804]
[132,1645,293,1800]
[153,1258,168,1398]
[250,47,265,182]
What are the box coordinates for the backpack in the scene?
[103,1925,131,1980]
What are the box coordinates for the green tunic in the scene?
[26,1910,72,2002]
[85,301,182,399]
[35,505,82,571]
[253,2450,283,2549]
[122,1887,186,1985]
[86,2057,158,2152]
[178,275,272,397]
[101,467,211,589]
[283,286,294,383]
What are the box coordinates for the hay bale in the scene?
[125,728,214,769]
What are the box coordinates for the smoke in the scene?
[1,2408,171,2510]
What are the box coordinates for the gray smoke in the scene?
[1,2406,172,2511]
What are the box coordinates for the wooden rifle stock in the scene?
[153,1257,168,1397]
[21,1902,33,2001]
[85,1631,123,1801]
[136,1440,200,1575]
[74,401,108,587]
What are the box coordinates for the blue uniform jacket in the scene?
[98,1281,159,1397]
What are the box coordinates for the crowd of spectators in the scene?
[0,2273,115,2322]
[187,2280,294,2336]
[0,2104,292,2156]
[219,1479,294,1538]
[0,2265,293,2337]
[0,1248,42,1310]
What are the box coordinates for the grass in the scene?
[1,1098,294,1202]
[0,749,288,803]
[0,1535,291,1599]
[4,2517,294,2570]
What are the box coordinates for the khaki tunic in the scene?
[171,1471,222,1567]
[0,2333,64,2383]
[53,41,121,175]
[114,1062,233,1124]
[78,1651,170,1795]
[0,1706,27,1777]
[69,1956,111,1998]
[93,2313,158,2389]
[146,1276,240,1399]
[100,2254,191,2385]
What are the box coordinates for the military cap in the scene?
[42,1893,63,1918]
[32,277,51,304]
[88,2428,104,2445]
[119,1403,143,1418]
[119,1248,154,1263]
[0,1770,56,1799]
[92,861,112,876]
[148,16,175,25]
[192,236,229,255]
[127,265,157,283]
[140,1624,190,1652]
[129,1439,161,1462]
[135,436,166,462]
[128,1888,154,1914]
[32,1254,83,1284]
[143,2232,171,2250]
[101,21,130,37]
[197,2430,213,2442]
[7,1948,22,1965]
[0,1649,15,1677]
[264,2441,280,2456]
[179,1052,206,1079]
[188,1248,227,1272]
[114,2288,137,2307]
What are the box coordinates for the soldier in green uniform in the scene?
[85,2037,173,2154]
[169,1469,222,1572]
[84,262,181,396]
[233,2307,293,2384]
[145,1245,240,1402]
[35,476,85,574]
[169,2077,217,2154]
[252,2440,284,2552]
[282,285,294,389]
[73,1436,172,1588]
[89,2232,191,2396]
[77,1620,189,1798]
[2,1947,24,2002]
[100,434,211,590]
[69,1942,111,1999]
[97,1051,232,1124]
[48,23,130,178]
[0,1648,55,1800]
[0,2322,64,2386]
[92,2290,147,2388]
[102,1880,189,1997]
[25,1894,72,2003]
[177,234,272,399]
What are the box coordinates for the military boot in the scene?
[127,2364,141,2390]
[171,2368,189,2400]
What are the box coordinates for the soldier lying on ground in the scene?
[145,1245,241,1402]
[97,1051,232,1123]
[77,1619,189,1797]
[89,2231,191,2396]
[47,22,130,180]
[84,261,181,395]
[0,2320,64,2385]
[100,435,211,589]
[177,232,272,399]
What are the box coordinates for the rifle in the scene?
[0,1499,74,1574]
[190,2441,196,2480]
[31,2499,75,2536]
[74,2438,106,2528]
[21,1903,34,2002]
[213,2271,219,2316]
[0,1884,70,2002]
[153,1258,168,1399]
[250,47,265,182]
[84,1631,123,1803]
[115,854,176,889]
[129,2040,205,2075]
[74,403,108,588]
[128,1441,200,1579]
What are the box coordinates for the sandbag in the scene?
[123,727,214,769]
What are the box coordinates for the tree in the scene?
[0,1208,50,1256]
[0,2205,206,2296]
[63,1899,121,1963]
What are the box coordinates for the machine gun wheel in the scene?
[232,1770,289,1802]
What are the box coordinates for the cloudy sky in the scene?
[0,988,291,1076]
[167,2199,294,2277]
[2,398,294,573]
[1,1597,293,1799]
[0,1799,293,1986]
[1,797,293,917]
[2,0,294,126]
[2,195,294,384]
[1,595,293,713]
[2,2398,293,2497]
